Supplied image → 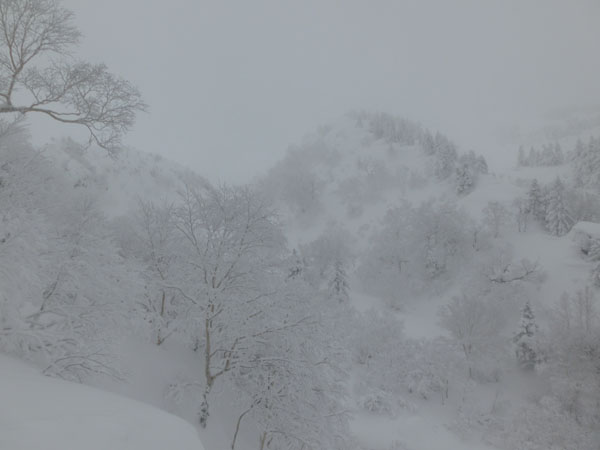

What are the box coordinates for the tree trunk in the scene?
[156,291,167,345]
[199,383,211,428]
[231,407,252,450]
[259,432,267,450]
[200,313,213,428]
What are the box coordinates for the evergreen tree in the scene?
[455,164,474,195]
[329,259,349,303]
[476,155,488,174]
[432,133,458,180]
[287,249,304,280]
[528,179,546,223]
[545,177,573,236]
[513,301,539,370]
[572,136,600,189]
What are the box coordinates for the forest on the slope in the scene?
[1,1,600,450]
[2,109,600,450]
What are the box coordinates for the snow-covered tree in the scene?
[475,155,488,174]
[519,143,564,167]
[539,288,600,431]
[300,225,354,289]
[123,200,185,346]
[166,182,292,427]
[358,201,475,307]
[260,143,328,220]
[572,136,600,189]
[565,188,600,223]
[329,259,349,303]
[365,112,422,145]
[352,310,462,405]
[528,179,546,223]
[501,397,597,450]
[432,133,458,180]
[484,252,542,286]
[230,280,353,450]
[455,151,487,195]
[513,301,539,370]
[545,177,573,236]
[0,131,139,382]
[455,163,474,195]
[286,248,304,280]
[438,289,505,379]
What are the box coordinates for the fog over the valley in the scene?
[5,2,600,449]
[23,0,600,182]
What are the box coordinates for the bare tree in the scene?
[0,0,146,150]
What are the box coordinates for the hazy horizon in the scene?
[23,0,600,183]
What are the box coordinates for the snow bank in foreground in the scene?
[0,355,205,450]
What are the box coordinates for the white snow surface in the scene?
[571,220,600,239]
[0,354,205,450]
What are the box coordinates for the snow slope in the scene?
[5,112,595,450]
[40,138,209,218]
[0,354,205,450]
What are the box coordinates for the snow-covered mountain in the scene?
[2,111,600,450]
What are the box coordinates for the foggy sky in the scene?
[29,0,600,183]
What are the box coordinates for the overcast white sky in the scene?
[29,0,600,183]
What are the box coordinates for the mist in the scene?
[24,0,596,182]
[4,2,600,449]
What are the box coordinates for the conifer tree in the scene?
[572,137,600,189]
[455,164,474,195]
[476,155,488,174]
[287,249,304,280]
[329,259,349,303]
[513,301,539,370]
[528,179,545,223]
[545,177,573,236]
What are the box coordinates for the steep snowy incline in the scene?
[0,355,205,450]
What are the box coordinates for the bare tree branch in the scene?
[0,0,146,150]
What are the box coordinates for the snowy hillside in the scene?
[257,111,600,450]
[2,2,600,449]
[41,137,210,217]
[1,111,600,450]
[0,355,204,450]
